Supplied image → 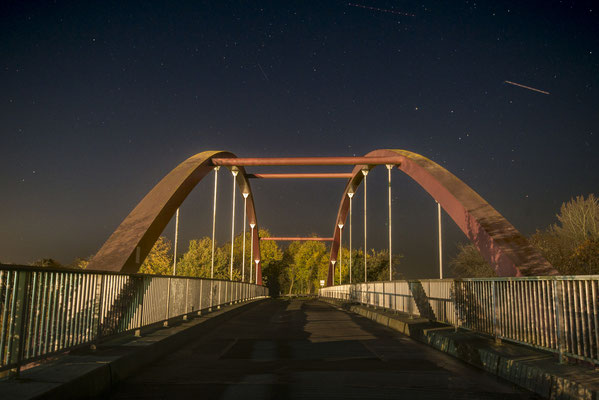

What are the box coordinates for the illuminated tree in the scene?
[450,243,496,278]
[177,237,213,277]
[138,236,172,275]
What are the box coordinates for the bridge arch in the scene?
[327,149,557,285]
[87,150,263,283]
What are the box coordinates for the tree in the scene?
[285,240,328,294]
[346,248,403,283]
[31,258,63,268]
[71,257,90,270]
[177,237,213,277]
[258,229,284,290]
[571,238,599,274]
[531,194,599,274]
[211,242,242,280]
[555,194,599,242]
[451,194,599,276]
[450,243,496,278]
[138,236,173,275]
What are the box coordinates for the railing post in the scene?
[183,279,189,321]
[8,270,31,377]
[453,280,459,332]
[553,280,566,363]
[218,281,222,309]
[198,279,203,315]
[164,277,171,327]
[492,281,501,343]
[90,274,105,351]
[134,276,145,337]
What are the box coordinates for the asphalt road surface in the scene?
[109,298,537,399]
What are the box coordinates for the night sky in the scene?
[1,1,597,278]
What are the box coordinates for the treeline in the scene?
[138,229,402,295]
[451,194,599,277]
[24,194,596,287]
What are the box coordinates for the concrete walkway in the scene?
[109,298,537,399]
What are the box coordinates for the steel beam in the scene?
[212,156,402,166]
[247,173,353,179]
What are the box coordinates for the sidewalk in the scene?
[321,297,599,400]
[0,299,267,400]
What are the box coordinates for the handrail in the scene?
[320,276,599,365]
[0,267,268,378]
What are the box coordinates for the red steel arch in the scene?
[87,151,263,284]
[327,149,557,285]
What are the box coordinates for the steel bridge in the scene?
[1,149,597,399]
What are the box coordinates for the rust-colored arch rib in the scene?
[87,150,262,283]
[327,149,557,285]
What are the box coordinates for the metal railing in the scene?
[0,265,268,376]
[319,276,599,364]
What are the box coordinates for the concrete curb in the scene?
[321,298,599,400]
[1,298,268,400]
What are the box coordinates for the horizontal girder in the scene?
[247,173,353,179]
[211,156,402,166]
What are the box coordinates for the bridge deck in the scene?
[109,299,534,399]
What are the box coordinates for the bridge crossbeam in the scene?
[211,156,403,166]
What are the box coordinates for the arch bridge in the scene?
[8,149,599,391]
[86,149,558,283]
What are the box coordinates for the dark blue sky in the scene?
[1,1,597,277]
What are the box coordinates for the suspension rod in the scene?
[211,167,219,279]
[363,169,368,283]
[348,192,353,284]
[173,208,179,275]
[438,201,443,279]
[230,170,238,280]
[387,164,393,281]
[212,156,402,166]
[242,193,248,282]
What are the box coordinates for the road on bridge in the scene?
[109,299,537,399]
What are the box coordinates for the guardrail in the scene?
[0,265,268,377]
[320,276,599,365]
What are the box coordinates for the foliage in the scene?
[571,238,599,274]
[285,240,328,295]
[531,194,599,274]
[343,248,402,284]
[451,194,599,277]
[71,257,90,269]
[450,243,496,278]
[555,194,599,242]
[138,236,173,275]
[30,258,63,268]
[257,229,284,292]
[176,237,213,277]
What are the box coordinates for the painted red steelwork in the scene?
[248,173,353,179]
[87,151,263,284]
[326,149,558,286]
[86,148,556,291]
[211,156,402,166]
[261,237,334,241]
